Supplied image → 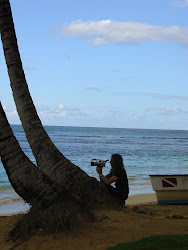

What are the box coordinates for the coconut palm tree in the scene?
[0,0,117,208]
[0,101,67,207]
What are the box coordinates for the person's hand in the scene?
[96,166,102,175]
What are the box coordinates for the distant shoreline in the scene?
[10,124,188,132]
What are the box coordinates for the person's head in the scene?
[110,154,124,174]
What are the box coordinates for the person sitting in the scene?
[96,154,129,205]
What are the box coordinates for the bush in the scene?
[108,234,188,250]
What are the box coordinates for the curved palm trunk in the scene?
[0,0,82,179]
[0,0,114,206]
[0,101,67,207]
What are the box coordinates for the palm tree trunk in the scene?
[0,101,67,207]
[0,0,115,207]
[0,0,76,176]
[0,0,88,180]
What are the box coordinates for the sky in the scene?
[0,0,188,130]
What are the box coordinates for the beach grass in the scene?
[107,234,188,249]
[8,200,96,243]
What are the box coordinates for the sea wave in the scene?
[0,184,13,191]
[52,134,188,140]
[0,196,22,206]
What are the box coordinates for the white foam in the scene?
[0,199,30,216]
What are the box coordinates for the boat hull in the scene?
[149,175,188,205]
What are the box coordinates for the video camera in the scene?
[91,159,109,168]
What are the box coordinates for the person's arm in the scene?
[104,173,112,179]
[96,167,118,185]
[99,174,118,185]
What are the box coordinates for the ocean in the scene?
[0,125,188,215]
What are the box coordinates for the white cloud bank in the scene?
[146,107,182,115]
[38,104,66,118]
[58,20,188,46]
[3,105,18,117]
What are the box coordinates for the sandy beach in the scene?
[0,193,188,250]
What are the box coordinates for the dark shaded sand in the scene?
[0,193,188,250]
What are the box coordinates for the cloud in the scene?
[112,69,120,73]
[45,104,66,118]
[33,96,42,101]
[64,52,71,60]
[2,105,20,124]
[85,87,101,92]
[24,66,36,71]
[3,105,18,117]
[57,20,188,47]
[37,103,83,120]
[146,107,182,115]
[185,60,188,66]
[173,0,188,7]
[150,94,188,100]
[115,92,188,100]
[120,76,135,82]
[3,104,67,121]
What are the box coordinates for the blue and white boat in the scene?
[149,175,188,205]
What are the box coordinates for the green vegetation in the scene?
[108,234,188,250]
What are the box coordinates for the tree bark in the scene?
[0,0,116,207]
[0,101,68,207]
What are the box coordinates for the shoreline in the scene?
[0,199,30,217]
[0,193,157,217]
[126,193,157,205]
